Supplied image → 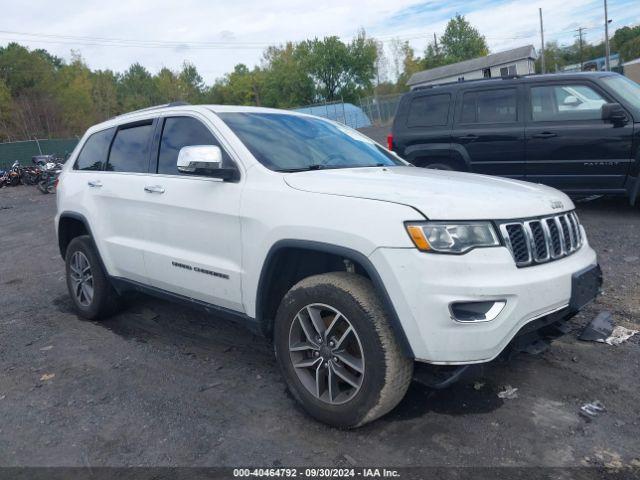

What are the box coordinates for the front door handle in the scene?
[532,132,558,139]
[87,180,103,188]
[460,134,478,141]
[144,185,165,194]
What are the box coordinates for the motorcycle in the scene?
[6,161,21,186]
[20,163,43,185]
[37,164,62,194]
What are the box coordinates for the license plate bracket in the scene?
[569,264,602,312]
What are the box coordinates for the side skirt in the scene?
[109,277,263,335]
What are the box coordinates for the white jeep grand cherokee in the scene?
[56,104,601,427]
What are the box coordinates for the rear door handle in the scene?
[460,134,478,140]
[532,132,558,139]
[87,180,103,188]
[144,185,165,194]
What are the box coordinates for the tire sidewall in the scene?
[65,236,111,320]
[274,278,389,427]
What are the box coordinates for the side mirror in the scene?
[177,145,237,180]
[601,103,627,124]
[563,95,581,106]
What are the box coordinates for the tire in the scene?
[274,272,413,428]
[65,235,121,320]
[37,181,49,194]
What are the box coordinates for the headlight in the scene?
[405,221,500,254]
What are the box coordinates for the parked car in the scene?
[389,72,640,204]
[56,104,601,427]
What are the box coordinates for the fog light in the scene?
[450,300,506,322]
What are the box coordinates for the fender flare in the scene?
[404,143,472,171]
[57,212,112,279]
[256,239,415,358]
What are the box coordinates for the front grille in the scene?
[499,212,583,267]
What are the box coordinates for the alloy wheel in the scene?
[288,303,365,405]
[69,251,94,307]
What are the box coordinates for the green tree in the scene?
[439,14,489,63]
[396,41,422,87]
[0,78,14,141]
[119,63,158,111]
[155,67,182,103]
[56,54,94,135]
[620,36,640,62]
[298,31,377,102]
[261,43,314,107]
[178,62,205,103]
[207,64,264,106]
[92,69,119,119]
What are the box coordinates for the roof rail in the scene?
[113,101,191,119]
[412,75,526,91]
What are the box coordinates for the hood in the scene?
[284,167,574,220]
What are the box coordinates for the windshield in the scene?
[217,112,405,172]
[602,75,640,111]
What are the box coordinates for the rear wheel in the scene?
[37,180,49,194]
[274,272,413,428]
[65,236,121,320]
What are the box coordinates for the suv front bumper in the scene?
[370,231,599,364]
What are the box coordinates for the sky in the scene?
[1,0,639,83]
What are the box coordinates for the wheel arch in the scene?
[404,143,470,171]
[255,240,414,358]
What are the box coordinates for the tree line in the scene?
[1,16,639,142]
[0,30,378,142]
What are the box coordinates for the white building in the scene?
[407,45,537,89]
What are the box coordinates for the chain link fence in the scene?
[0,138,79,171]
[293,93,403,130]
[357,93,402,127]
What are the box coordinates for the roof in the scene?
[85,104,336,137]
[407,71,618,93]
[407,45,537,86]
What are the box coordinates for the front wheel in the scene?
[274,272,413,428]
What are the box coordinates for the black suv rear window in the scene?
[460,88,517,123]
[106,122,153,173]
[74,128,114,171]
[406,94,450,127]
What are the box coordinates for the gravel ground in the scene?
[0,185,638,470]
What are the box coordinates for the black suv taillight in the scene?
[387,134,394,151]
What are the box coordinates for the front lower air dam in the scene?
[449,300,506,323]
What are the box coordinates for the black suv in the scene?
[390,72,640,204]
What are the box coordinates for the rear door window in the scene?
[157,117,227,175]
[74,128,114,171]
[106,122,154,173]
[460,88,518,123]
[406,94,451,127]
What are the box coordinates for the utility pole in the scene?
[604,0,611,71]
[433,32,441,60]
[539,8,546,74]
[575,27,586,70]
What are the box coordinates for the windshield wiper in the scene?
[276,164,326,172]
[276,163,391,173]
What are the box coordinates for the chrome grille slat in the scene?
[500,211,584,268]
